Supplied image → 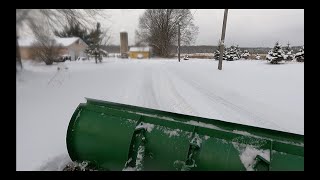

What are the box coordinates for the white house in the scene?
[18,37,88,61]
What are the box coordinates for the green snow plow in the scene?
[66,98,304,171]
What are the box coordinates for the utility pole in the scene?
[218,9,228,70]
[178,23,181,62]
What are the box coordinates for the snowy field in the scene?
[16,58,304,171]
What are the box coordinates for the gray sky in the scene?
[103,9,304,47]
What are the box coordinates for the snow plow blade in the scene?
[66,98,304,171]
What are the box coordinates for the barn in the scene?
[128,47,150,59]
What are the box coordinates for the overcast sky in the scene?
[103,9,304,47]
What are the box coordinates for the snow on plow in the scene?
[66,98,304,171]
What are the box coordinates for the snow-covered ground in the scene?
[16,58,304,171]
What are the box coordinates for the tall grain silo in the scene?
[120,30,128,58]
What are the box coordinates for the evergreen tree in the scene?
[225,45,240,61]
[85,22,107,63]
[213,49,220,60]
[266,42,285,64]
[295,46,304,62]
[213,48,227,60]
[283,43,293,61]
[236,45,242,57]
[255,54,261,60]
[214,41,226,60]
[241,50,250,59]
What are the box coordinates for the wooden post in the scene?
[218,9,228,70]
[178,23,181,62]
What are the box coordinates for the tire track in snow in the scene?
[47,65,70,87]
[166,68,286,132]
[153,66,199,116]
[140,66,160,109]
[165,71,199,116]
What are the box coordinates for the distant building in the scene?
[120,31,129,58]
[129,47,150,59]
[18,37,88,61]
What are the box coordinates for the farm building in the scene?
[129,47,150,59]
[18,37,88,61]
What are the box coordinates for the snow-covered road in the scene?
[16,59,304,170]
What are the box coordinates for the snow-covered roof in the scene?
[56,37,81,47]
[120,29,127,33]
[129,47,150,52]
[18,37,36,47]
[101,49,108,53]
[18,37,87,47]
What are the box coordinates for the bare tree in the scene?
[30,23,62,65]
[30,40,62,65]
[16,9,105,70]
[16,29,22,71]
[135,9,198,57]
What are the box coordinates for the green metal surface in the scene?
[66,98,304,171]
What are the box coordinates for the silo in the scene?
[120,30,128,58]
